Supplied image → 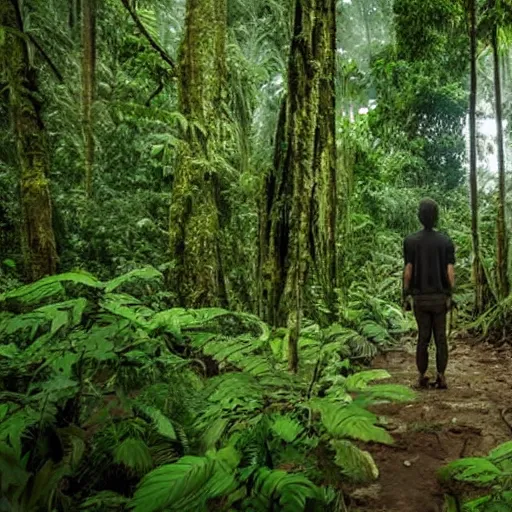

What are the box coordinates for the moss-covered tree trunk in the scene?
[0,0,58,281]
[82,0,96,198]
[492,24,509,299]
[260,0,335,372]
[312,0,337,320]
[169,0,228,307]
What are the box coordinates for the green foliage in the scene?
[440,441,512,511]
[0,269,417,510]
[330,439,379,484]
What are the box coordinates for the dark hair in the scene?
[418,198,438,230]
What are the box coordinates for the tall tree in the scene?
[169,0,228,307]
[468,0,488,313]
[0,0,58,281]
[260,0,336,371]
[82,0,96,197]
[312,0,338,320]
[491,13,510,299]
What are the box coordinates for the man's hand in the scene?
[402,290,412,312]
[446,296,457,311]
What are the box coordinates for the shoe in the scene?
[435,373,448,389]
[418,375,430,389]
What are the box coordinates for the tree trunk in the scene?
[82,0,96,198]
[258,98,288,325]
[468,0,489,314]
[0,0,58,281]
[169,0,228,308]
[492,24,509,299]
[260,0,332,372]
[312,0,337,321]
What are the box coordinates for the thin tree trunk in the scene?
[169,0,228,308]
[468,0,488,314]
[312,0,337,322]
[82,0,96,198]
[0,0,58,281]
[492,24,509,299]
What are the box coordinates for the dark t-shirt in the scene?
[403,229,455,296]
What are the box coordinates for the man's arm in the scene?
[403,263,413,294]
[446,238,456,293]
[447,264,455,291]
[403,237,414,297]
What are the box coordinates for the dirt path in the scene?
[350,338,512,512]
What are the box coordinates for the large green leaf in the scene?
[489,441,512,463]
[114,438,153,473]
[104,267,162,293]
[440,458,503,485]
[312,401,394,445]
[345,369,391,391]
[251,468,321,511]
[353,384,417,406]
[330,440,379,483]
[130,447,238,512]
[135,404,177,441]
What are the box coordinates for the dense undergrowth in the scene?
[440,441,512,511]
[0,267,417,511]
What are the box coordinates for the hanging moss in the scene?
[169,0,228,308]
[0,0,58,282]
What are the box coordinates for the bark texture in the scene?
[260,0,336,371]
[169,0,228,307]
[0,0,58,281]
[312,0,337,319]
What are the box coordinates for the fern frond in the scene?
[352,384,417,407]
[489,441,512,463]
[344,369,391,390]
[330,439,379,483]
[250,467,322,511]
[439,458,503,485]
[81,491,129,511]
[114,438,153,474]
[271,416,304,443]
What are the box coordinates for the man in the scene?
[403,198,455,389]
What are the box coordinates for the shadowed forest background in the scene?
[1,0,512,510]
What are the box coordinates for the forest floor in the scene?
[349,336,512,512]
